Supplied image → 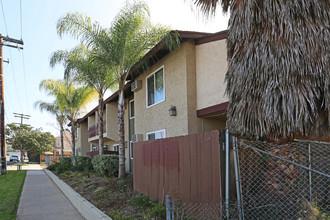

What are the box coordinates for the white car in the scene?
[23,157,29,163]
[10,155,19,162]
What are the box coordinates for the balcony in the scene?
[86,150,119,157]
[88,121,106,138]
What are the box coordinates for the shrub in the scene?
[55,162,72,174]
[75,156,93,171]
[60,157,72,165]
[47,163,58,171]
[92,155,119,177]
[133,194,166,219]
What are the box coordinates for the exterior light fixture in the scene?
[169,105,177,116]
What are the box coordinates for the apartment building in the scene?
[75,30,229,172]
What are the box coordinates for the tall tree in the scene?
[56,1,179,178]
[193,0,329,139]
[34,99,67,158]
[50,46,117,155]
[38,79,96,164]
[6,123,55,163]
[193,0,329,196]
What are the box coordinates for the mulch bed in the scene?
[55,171,146,219]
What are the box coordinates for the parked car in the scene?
[10,155,19,162]
[23,157,29,163]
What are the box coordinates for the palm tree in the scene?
[62,81,96,164]
[193,0,329,139]
[50,46,117,155]
[56,1,179,178]
[34,100,66,158]
[37,79,96,164]
[193,0,329,197]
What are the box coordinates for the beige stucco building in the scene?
[75,30,229,172]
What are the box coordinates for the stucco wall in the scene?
[196,39,229,110]
[186,41,202,134]
[79,122,90,155]
[88,115,95,126]
[133,41,198,140]
[105,103,118,141]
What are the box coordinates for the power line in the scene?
[0,0,8,35]
[21,51,30,114]
[14,112,30,126]
[7,49,21,106]
[20,0,23,39]
[5,111,9,123]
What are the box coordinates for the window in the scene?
[147,129,166,140]
[130,100,134,119]
[113,144,119,152]
[57,141,61,147]
[103,145,108,151]
[129,141,133,159]
[92,145,97,151]
[147,67,164,107]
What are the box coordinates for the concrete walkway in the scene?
[7,164,45,171]
[17,170,85,220]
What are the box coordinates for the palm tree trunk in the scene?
[264,138,298,195]
[118,78,126,178]
[71,120,76,165]
[98,91,104,155]
[60,125,64,158]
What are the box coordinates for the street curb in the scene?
[44,169,112,220]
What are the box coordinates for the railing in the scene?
[88,121,106,138]
[86,150,119,157]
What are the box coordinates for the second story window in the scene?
[130,100,134,119]
[147,67,164,107]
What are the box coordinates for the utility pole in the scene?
[14,113,31,126]
[0,34,24,175]
[14,113,30,164]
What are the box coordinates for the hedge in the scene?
[92,155,119,177]
[75,156,93,171]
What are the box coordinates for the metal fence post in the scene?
[166,195,171,220]
[233,137,244,220]
[308,144,312,202]
[225,129,230,219]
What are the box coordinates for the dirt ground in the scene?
[56,171,150,219]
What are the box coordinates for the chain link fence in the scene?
[167,198,222,220]
[166,136,329,220]
[232,139,330,220]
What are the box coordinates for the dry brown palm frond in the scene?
[193,0,232,14]
[223,0,330,139]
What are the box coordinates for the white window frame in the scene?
[129,141,133,160]
[146,66,165,108]
[146,129,166,140]
[129,99,134,119]
[113,144,119,152]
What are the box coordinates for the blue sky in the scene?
[0,0,228,136]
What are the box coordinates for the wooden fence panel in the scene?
[133,130,221,204]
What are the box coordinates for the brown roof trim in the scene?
[76,83,131,123]
[127,30,214,80]
[195,30,227,45]
[197,101,229,117]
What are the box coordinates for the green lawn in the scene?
[0,171,27,220]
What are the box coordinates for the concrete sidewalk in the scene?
[17,170,85,220]
[7,164,45,171]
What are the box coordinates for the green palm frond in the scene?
[57,12,106,48]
